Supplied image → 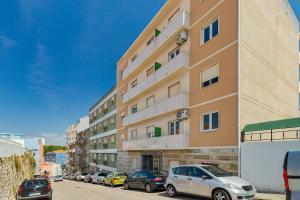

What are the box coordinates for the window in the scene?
[120,70,124,80]
[168,8,180,22]
[104,154,107,161]
[190,167,207,178]
[131,104,138,114]
[202,18,219,44]
[168,82,180,97]
[103,137,108,143]
[146,96,155,108]
[168,47,180,61]
[201,64,219,88]
[103,120,108,127]
[111,116,115,124]
[173,166,189,176]
[121,91,126,102]
[130,129,137,140]
[201,111,219,131]
[146,126,155,138]
[104,102,108,109]
[111,154,115,162]
[131,79,137,88]
[111,135,115,143]
[131,54,137,62]
[146,66,155,77]
[168,120,180,135]
[146,36,155,46]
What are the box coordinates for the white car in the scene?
[165,165,256,200]
[76,173,88,181]
[94,172,108,184]
[53,175,63,182]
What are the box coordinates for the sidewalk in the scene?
[256,193,285,200]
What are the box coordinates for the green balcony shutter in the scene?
[155,29,161,37]
[155,127,161,137]
[154,62,161,71]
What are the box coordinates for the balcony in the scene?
[122,93,189,126]
[123,133,189,150]
[123,52,189,103]
[123,10,190,79]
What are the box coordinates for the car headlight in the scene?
[224,184,243,191]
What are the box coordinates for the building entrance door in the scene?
[142,155,153,171]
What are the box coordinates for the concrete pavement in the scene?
[52,180,201,200]
[52,179,285,200]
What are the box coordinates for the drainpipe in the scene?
[237,0,242,178]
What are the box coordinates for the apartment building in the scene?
[116,0,299,175]
[66,124,77,173]
[66,116,89,173]
[89,86,117,172]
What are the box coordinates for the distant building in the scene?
[0,133,24,146]
[45,152,67,165]
[24,138,45,174]
[66,116,89,173]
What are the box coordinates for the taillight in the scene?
[283,169,289,191]
[18,186,23,194]
[47,182,51,192]
[153,177,163,182]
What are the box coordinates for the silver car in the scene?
[283,150,300,200]
[165,165,256,200]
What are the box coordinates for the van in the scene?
[283,150,300,200]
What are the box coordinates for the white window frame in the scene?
[146,95,155,108]
[131,79,138,88]
[146,126,155,138]
[200,111,219,132]
[168,120,180,135]
[201,18,219,45]
[130,129,138,140]
[131,104,138,114]
[168,47,180,61]
[200,63,219,88]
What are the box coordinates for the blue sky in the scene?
[0,1,299,145]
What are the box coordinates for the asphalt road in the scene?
[52,179,205,200]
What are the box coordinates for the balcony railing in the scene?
[123,133,189,150]
[123,52,189,103]
[122,93,189,126]
[123,10,190,79]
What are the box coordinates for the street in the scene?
[52,180,204,200]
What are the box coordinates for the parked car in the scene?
[103,172,128,187]
[165,165,256,200]
[83,173,92,183]
[283,150,300,200]
[124,170,167,192]
[53,175,63,182]
[76,173,88,181]
[96,172,108,184]
[16,178,52,200]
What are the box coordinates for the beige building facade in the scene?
[116,0,299,175]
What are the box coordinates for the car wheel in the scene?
[110,182,114,187]
[213,189,231,200]
[124,182,130,190]
[166,185,177,197]
[145,183,153,193]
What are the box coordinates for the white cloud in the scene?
[40,133,66,146]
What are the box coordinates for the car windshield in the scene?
[202,166,232,177]
[152,171,167,177]
[25,180,48,187]
[116,172,126,177]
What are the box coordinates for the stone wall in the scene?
[117,147,238,175]
[0,152,36,200]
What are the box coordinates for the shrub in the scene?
[14,155,22,173]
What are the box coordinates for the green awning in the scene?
[242,117,300,132]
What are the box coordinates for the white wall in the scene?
[0,140,25,157]
[241,141,300,193]
[77,116,89,133]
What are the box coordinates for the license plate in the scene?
[29,192,41,196]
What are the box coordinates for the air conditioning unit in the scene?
[176,30,188,45]
[176,109,189,120]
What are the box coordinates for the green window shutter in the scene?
[155,29,161,37]
[154,62,161,71]
[155,127,161,137]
